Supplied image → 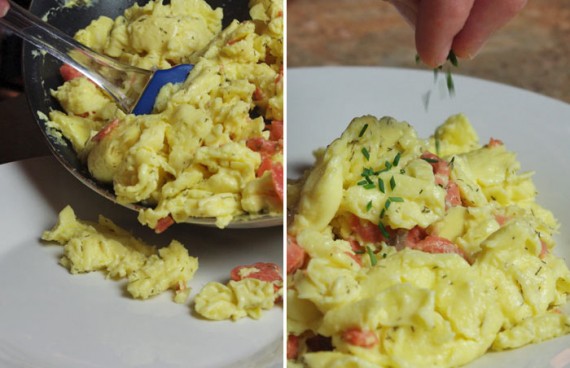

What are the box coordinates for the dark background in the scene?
[0,0,30,101]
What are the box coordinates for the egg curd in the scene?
[286,114,570,367]
[195,261,283,320]
[195,278,276,320]
[46,0,283,230]
[42,205,198,303]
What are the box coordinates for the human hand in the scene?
[0,0,9,17]
[388,0,527,68]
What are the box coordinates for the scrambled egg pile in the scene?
[287,114,570,367]
[42,205,198,303]
[46,0,283,230]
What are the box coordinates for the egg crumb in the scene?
[195,261,283,321]
[194,279,276,321]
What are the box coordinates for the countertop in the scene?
[288,0,570,104]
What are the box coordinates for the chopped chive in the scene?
[382,253,387,258]
[378,222,390,239]
[385,161,392,169]
[446,70,455,96]
[447,50,459,67]
[390,176,396,190]
[385,198,392,210]
[380,208,386,218]
[393,152,401,166]
[363,183,375,190]
[366,200,373,212]
[364,175,373,184]
[366,246,378,266]
[422,90,432,111]
[389,196,404,202]
[361,147,370,161]
[422,157,439,164]
[357,180,368,186]
[378,178,385,193]
[435,139,441,155]
[359,124,369,137]
[361,167,375,177]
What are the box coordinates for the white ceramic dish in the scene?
[0,157,283,368]
[288,66,570,368]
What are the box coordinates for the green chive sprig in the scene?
[366,246,378,266]
[359,124,369,137]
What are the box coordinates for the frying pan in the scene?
[21,0,282,229]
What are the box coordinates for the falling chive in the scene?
[390,176,396,190]
[359,124,369,137]
[421,50,459,110]
[361,147,370,161]
[393,152,401,166]
[422,90,432,111]
[366,246,378,266]
[378,178,385,193]
[366,200,373,212]
[378,222,390,239]
[446,70,455,96]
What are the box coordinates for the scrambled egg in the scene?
[195,262,283,321]
[42,205,198,303]
[47,0,283,230]
[287,114,570,367]
[195,279,276,320]
[42,206,282,319]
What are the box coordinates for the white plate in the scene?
[288,66,570,368]
[0,157,283,368]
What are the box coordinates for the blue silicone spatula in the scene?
[0,0,193,115]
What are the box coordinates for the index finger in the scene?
[415,0,475,67]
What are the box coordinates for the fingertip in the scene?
[452,33,485,60]
[416,47,450,69]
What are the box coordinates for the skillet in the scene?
[21,0,282,229]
